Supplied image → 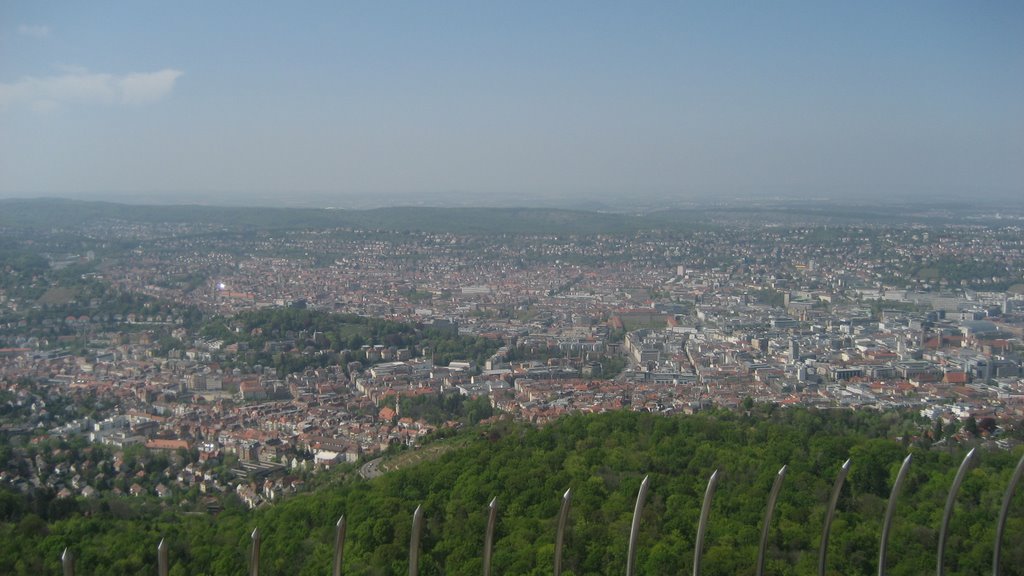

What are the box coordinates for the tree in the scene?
[848,438,906,498]
[964,415,979,437]
[1,409,1018,575]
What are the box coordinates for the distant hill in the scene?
[0,198,691,235]
[2,197,1017,236]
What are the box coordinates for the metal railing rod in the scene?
[61,547,74,576]
[693,469,719,576]
[250,527,261,576]
[409,505,423,576]
[333,515,347,576]
[819,459,851,576]
[483,497,498,576]
[554,488,573,576]
[755,465,787,576]
[937,448,976,576]
[878,454,913,576]
[158,537,169,576]
[626,476,650,576]
[993,452,1024,576]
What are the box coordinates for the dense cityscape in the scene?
[2,200,1023,515]
[4,1,1023,572]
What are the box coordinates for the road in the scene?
[359,456,385,479]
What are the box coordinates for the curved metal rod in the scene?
[409,505,423,576]
[993,452,1024,576]
[756,465,787,576]
[158,537,169,576]
[693,469,719,576]
[937,448,976,576]
[554,488,573,576]
[626,476,650,576]
[249,527,260,576]
[878,454,913,576]
[819,459,851,576]
[333,516,347,576]
[61,547,74,576]
[483,498,498,576]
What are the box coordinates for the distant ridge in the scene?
[0,197,668,235]
[0,197,1016,234]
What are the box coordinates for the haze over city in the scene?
[1,1,1023,208]
[4,5,1024,571]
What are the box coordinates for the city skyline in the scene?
[2,2,1023,207]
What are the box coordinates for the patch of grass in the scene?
[619,314,669,331]
[380,435,473,473]
[36,286,78,305]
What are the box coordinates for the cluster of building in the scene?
[2,218,1024,506]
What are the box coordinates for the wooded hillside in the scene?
[2,408,1022,575]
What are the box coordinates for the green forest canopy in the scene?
[2,408,1023,576]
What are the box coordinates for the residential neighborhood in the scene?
[2,205,1024,510]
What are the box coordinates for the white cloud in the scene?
[0,68,184,112]
[117,69,185,105]
[17,24,51,39]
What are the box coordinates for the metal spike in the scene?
[756,465,787,576]
[938,448,977,575]
[626,476,650,576]
[61,547,74,576]
[333,516,347,576]
[158,538,169,576]
[483,498,498,576]
[249,527,260,576]
[554,488,573,576]
[993,452,1024,576]
[878,454,913,576]
[693,469,719,576]
[409,505,423,576]
[819,459,851,576]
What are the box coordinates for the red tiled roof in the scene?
[944,372,969,384]
[146,439,190,451]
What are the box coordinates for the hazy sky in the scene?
[1,2,1022,207]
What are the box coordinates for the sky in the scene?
[1,1,1023,208]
